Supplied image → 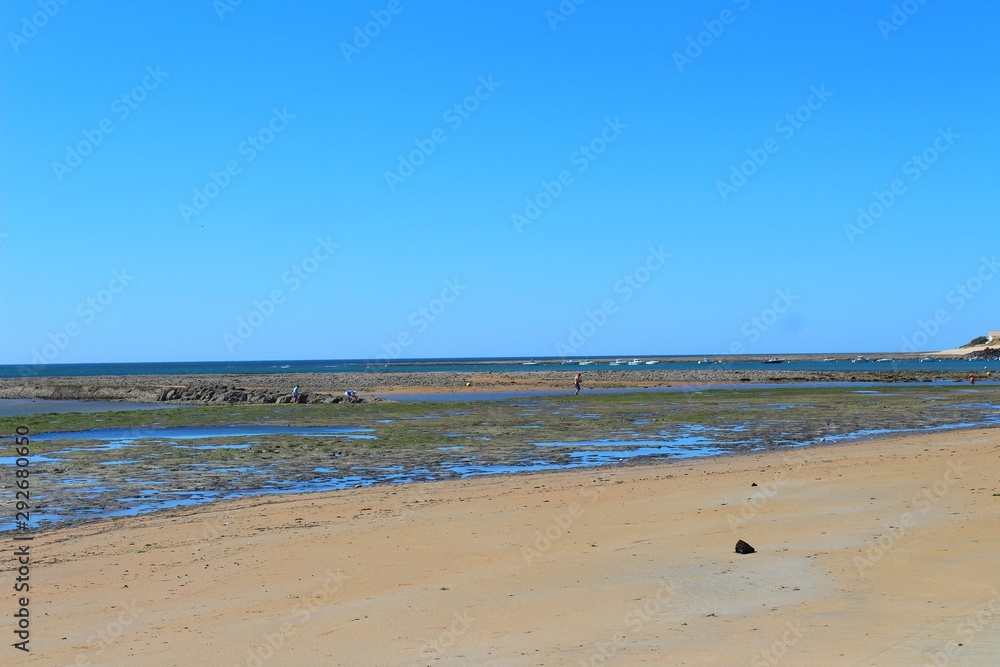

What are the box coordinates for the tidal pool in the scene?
[7,384,1000,531]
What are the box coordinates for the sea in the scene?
[0,355,993,378]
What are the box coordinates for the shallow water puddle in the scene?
[10,388,1000,531]
[568,445,727,465]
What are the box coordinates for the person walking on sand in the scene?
[574,373,582,396]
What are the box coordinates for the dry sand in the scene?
[9,428,1000,666]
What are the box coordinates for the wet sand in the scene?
[0,367,980,404]
[11,427,1000,666]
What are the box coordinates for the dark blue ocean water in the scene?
[0,355,993,378]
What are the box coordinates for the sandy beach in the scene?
[9,426,1000,666]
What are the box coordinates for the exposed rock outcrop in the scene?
[0,380,368,405]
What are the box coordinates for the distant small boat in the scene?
[876,358,892,362]
[645,360,659,365]
[561,360,575,365]
[610,359,625,366]
[821,358,835,362]
[522,361,539,366]
[763,358,785,364]
[628,359,642,365]
[579,360,594,366]
[920,356,935,362]
[853,356,871,363]
[697,358,713,364]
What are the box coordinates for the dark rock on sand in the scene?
[735,540,756,555]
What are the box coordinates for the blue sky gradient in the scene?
[2,0,998,364]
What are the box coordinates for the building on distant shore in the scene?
[988,330,1000,342]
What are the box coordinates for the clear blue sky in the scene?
[2,0,998,364]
